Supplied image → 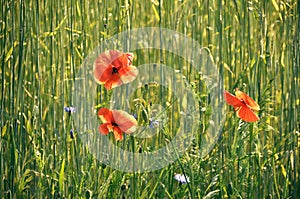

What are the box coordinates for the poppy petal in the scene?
[236,105,260,122]
[104,65,138,89]
[112,126,123,141]
[119,65,139,84]
[235,90,260,111]
[98,123,110,135]
[98,108,114,123]
[104,74,123,90]
[111,110,138,134]
[94,50,136,90]
[98,67,114,84]
[111,52,134,69]
[94,51,115,84]
[224,90,244,108]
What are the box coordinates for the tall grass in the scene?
[0,0,299,198]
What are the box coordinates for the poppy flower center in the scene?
[241,100,247,105]
[112,122,118,127]
[112,67,118,74]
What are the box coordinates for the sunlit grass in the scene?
[0,0,299,198]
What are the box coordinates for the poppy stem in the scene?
[161,127,193,198]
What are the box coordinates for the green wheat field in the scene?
[0,0,299,198]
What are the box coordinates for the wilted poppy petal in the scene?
[111,110,138,134]
[236,105,260,122]
[224,90,244,108]
[98,123,110,135]
[98,108,114,123]
[235,90,260,111]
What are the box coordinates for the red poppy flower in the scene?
[98,108,138,141]
[224,89,260,122]
[94,50,138,90]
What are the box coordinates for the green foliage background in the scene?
[0,0,299,198]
